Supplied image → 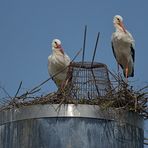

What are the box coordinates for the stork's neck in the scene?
[115,24,126,33]
[52,47,64,55]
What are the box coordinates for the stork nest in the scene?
[0,73,148,119]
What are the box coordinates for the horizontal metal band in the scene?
[0,104,143,128]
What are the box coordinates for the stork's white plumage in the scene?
[48,39,71,88]
[111,15,135,80]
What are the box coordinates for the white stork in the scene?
[111,15,135,81]
[48,39,71,88]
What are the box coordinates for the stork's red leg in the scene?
[125,66,128,83]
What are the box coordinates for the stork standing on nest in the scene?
[111,15,135,82]
[48,39,71,89]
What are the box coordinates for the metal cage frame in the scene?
[69,62,111,99]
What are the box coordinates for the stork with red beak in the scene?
[111,15,135,81]
[48,39,71,88]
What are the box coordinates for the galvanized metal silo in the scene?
[0,104,144,148]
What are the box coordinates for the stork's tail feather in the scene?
[130,67,134,77]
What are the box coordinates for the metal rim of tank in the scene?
[70,62,108,69]
[0,104,143,129]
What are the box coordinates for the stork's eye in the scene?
[117,18,120,21]
[54,41,57,45]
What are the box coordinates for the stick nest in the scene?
[0,72,148,119]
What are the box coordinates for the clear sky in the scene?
[0,0,148,145]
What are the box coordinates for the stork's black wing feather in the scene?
[131,44,135,62]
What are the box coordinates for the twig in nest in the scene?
[14,81,23,99]
[0,86,12,100]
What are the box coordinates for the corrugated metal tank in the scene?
[0,104,144,148]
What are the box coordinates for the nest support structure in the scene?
[68,62,112,100]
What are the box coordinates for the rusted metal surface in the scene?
[0,104,144,148]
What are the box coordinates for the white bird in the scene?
[111,15,135,81]
[48,39,71,88]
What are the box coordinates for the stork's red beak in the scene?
[57,44,61,48]
[55,42,64,54]
[119,22,126,33]
[57,45,64,54]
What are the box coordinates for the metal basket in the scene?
[69,62,111,99]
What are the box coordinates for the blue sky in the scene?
[0,0,148,145]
